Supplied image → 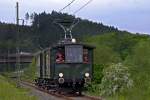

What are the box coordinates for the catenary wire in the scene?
[59,0,76,12]
[73,0,93,14]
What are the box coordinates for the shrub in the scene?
[93,64,104,84]
[22,58,37,81]
[100,63,133,96]
[85,64,103,95]
[86,83,101,96]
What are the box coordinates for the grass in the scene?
[21,59,37,82]
[0,75,37,100]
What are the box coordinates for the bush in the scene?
[93,64,104,84]
[100,63,133,96]
[86,83,101,96]
[85,64,103,96]
[22,58,37,81]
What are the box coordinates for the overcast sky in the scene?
[0,0,150,34]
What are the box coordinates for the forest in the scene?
[0,11,119,54]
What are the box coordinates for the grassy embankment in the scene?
[0,75,37,100]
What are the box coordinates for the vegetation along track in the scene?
[20,81,101,100]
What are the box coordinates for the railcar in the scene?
[35,18,95,94]
[35,39,95,94]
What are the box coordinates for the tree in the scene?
[25,12,30,25]
[131,40,150,69]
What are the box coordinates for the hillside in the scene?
[83,33,150,100]
[84,32,150,62]
[0,11,120,54]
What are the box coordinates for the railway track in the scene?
[20,81,102,100]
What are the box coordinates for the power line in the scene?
[73,0,93,14]
[59,0,76,12]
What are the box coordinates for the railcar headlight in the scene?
[59,73,63,77]
[72,38,76,43]
[85,73,90,77]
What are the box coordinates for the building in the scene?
[0,52,33,72]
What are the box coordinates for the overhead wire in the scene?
[59,0,76,12]
[59,0,93,14]
[57,0,93,39]
[73,0,93,14]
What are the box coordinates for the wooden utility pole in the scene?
[16,2,19,25]
[16,2,21,87]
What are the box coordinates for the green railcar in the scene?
[35,42,95,94]
[35,18,95,95]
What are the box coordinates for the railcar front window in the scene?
[65,45,83,63]
[56,48,65,63]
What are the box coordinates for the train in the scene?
[34,19,95,95]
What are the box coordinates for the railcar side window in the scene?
[83,49,89,63]
[65,45,83,63]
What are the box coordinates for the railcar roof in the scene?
[34,43,95,56]
[34,47,51,56]
[51,43,95,49]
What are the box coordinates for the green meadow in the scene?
[0,75,37,100]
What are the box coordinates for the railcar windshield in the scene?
[65,45,83,63]
[56,48,65,63]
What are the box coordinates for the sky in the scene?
[0,0,150,34]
